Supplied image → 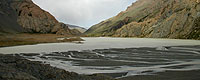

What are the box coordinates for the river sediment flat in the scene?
[0,38,200,80]
[18,45,200,79]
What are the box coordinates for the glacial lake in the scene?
[0,37,200,54]
[0,37,200,78]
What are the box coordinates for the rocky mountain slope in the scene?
[0,0,78,35]
[67,24,87,33]
[0,0,23,34]
[85,0,200,39]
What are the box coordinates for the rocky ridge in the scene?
[67,24,87,33]
[0,0,80,35]
[86,0,200,39]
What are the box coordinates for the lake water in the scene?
[0,37,200,54]
[0,37,200,78]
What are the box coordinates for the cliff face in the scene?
[0,0,23,34]
[12,0,59,33]
[86,0,200,39]
[0,0,77,35]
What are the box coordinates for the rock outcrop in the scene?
[85,0,200,39]
[12,0,74,34]
[0,0,23,34]
[0,0,78,35]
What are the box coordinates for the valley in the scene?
[0,0,200,80]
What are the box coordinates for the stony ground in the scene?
[1,45,200,80]
[118,70,200,80]
[0,54,113,80]
[1,54,200,80]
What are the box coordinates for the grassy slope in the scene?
[0,34,83,47]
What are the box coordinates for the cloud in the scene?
[32,0,136,29]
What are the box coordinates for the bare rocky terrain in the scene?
[0,0,23,34]
[86,0,200,39]
[1,45,200,80]
[0,54,113,80]
[0,0,81,35]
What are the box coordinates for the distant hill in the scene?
[0,0,78,35]
[85,0,200,39]
[66,24,87,33]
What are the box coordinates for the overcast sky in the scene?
[32,0,137,29]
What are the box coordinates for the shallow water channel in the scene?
[0,37,200,78]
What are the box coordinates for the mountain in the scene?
[85,0,200,39]
[0,0,76,35]
[54,22,81,35]
[0,0,23,34]
[67,24,87,33]
[56,23,82,35]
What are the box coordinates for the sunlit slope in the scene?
[85,0,200,39]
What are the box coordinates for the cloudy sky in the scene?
[32,0,137,29]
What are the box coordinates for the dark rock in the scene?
[0,54,114,80]
[0,0,23,34]
[20,53,40,56]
